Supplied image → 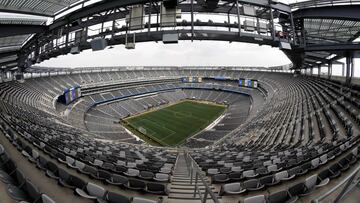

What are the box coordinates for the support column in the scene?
[148,2,152,34]
[342,63,345,77]
[290,13,297,45]
[310,66,313,75]
[318,65,321,77]
[328,62,332,79]
[346,53,353,85]
[268,0,275,40]
[236,0,241,37]
[190,0,194,41]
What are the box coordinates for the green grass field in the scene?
[123,100,226,146]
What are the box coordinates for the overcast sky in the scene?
[38,41,291,67]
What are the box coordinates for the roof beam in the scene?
[0,50,18,58]
[304,43,360,52]
[0,24,48,38]
[0,59,17,67]
[293,5,360,21]
[0,8,53,17]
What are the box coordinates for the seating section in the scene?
[0,68,359,202]
[0,144,56,203]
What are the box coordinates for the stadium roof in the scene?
[0,0,359,71]
[0,0,84,17]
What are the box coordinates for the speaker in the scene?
[162,33,178,44]
[70,46,80,54]
[279,42,291,50]
[90,38,107,51]
[163,0,178,9]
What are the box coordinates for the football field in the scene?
[124,100,226,146]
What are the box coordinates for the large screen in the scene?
[61,86,81,105]
[182,77,202,83]
[239,78,258,88]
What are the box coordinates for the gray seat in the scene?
[139,171,154,180]
[131,197,158,203]
[243,179,264,191]
[153,173,169,182]
[40,194,56,203]
[220,182,246,195]
[124,168,140,177]
[106,174,128,186]
[207,168,219,176]
[29,149,39,163]
[243,170,258,178]
[311,158,320,169]
[242,195,266,203]
[275,171,294,182]
[300,174,317,196]
[319,154,327,165]
[0,144,4,155]
[58,168,76,189]
[212,174,229,183]
[75,182,106,200]
[268,164,282,172]
[66,156,75,168]
[105,191,130,203]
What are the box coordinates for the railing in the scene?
[184,151,220,203]
[311,163,360,203]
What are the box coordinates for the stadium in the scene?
[0,0,359,203]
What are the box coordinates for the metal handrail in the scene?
[184,151,220,203]
[312,162,360,203]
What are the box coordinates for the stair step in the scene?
[170,189,217,194]
[171,182,207,186]
[172,177,192,181]
[174,174,188,176]
[172,179,193,183]
[171,185,215,190]
[169,194,216,199]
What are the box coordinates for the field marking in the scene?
[133,118,176,141]
[162,108,209,123]
[123,100,226,146]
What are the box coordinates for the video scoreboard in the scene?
[58,86,81,105]
[239,78,258,88]
[182,77,202,83]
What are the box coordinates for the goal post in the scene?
[138,126,147,134]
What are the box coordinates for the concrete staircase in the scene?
[168,153,219,203]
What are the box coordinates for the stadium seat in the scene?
[267,190,297,203]
[124,168,140,177]
[241,194,266,203]
[154,173,169,182]
[212,174,230,183]
[131,197,158,203]
[139,171,155,180]
[328,163,341,179]
[219,183,246,195]
[45,161,59,179]
[104,191,130,203]
[146,182,168,195]
[316,170,330,188]
[259,175,279,186]
[75,182,106,200]
[106,174,129,186]
[242,179,264,191]
[39,194,56,203]
[6,170,30,201]
[243,170,258,179]
[127,179,146,190]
